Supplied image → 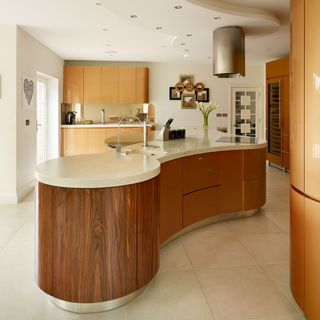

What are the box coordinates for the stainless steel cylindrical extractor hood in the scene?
[213,26,245,78]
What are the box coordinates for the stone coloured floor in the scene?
[0,166,306,320]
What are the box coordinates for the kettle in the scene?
[65,111,77,125]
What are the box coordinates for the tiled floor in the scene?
[0,166,306,320]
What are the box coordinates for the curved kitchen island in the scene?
[35,130,267,313]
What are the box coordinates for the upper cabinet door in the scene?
[305,0,320,200]
[136,68,149,103]
[119,67,136,104]
[101,67,119,104]
[63,66,84,104]
[84,67,101,104]
[291,0,305,192]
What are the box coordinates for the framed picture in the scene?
[179,75,194,86]
[196,88,209,102]
[169,87,181,100]
[181,93,196,109]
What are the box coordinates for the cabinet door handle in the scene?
[198,157,203,160]
[208,167,213,172]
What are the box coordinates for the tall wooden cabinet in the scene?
[266,57,290,170]
[290,1,320,319]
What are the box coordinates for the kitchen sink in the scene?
[128,147,167,157]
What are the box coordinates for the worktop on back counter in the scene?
[61,123,154,128]
[36,128,266,188]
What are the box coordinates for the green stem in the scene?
[203,115,209,127]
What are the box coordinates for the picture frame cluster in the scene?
[169,75,209,109]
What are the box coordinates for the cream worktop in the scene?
[36,128,266,188]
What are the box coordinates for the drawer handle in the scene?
[198,157,203,160]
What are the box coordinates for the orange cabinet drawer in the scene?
[182,153,220,194]
[183,186,220,227]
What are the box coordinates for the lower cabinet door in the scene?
[87,128,107,154]
[290,188,305,310]
[183,186,220,227]
[243,176,266,211]
[62,128,88,156]
[305,196,320,320]
[159,160,183,243]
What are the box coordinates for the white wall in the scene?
[0,27,63,204]
[0,26,17,203]
[148,63,265,137]
[16,27,64,201]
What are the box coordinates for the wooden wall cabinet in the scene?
[63,66,84,104]
[101,67,119,104]
[84,67,102,104]
[119,67,137,104]
[63,66,149,104]
[266,57,290,170]
[136,67,149,103]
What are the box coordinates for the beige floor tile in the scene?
[123,271,214,320]
[264,210,290,232]
[159,240,192,272]
[262,196,289,214]
[181,221,232,240]
[183,234,256,269]
[196,266,298,320]
[237,233,290,265]
[0,226,19,246]
[262,263,302,311]
[224,214,282,235]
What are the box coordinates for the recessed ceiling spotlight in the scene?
[214,16,221,20]
[186,34,192,37]
[208,56,212,59]
[184,49,189,52]
[130,15,138,18]
[102,28,108,31]
[180,42,186,45]
[106,44,111,47]
[174,5,182,9]
[96,2,102,6]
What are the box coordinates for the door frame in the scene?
[228,85,263,138]
[36,76,48,164]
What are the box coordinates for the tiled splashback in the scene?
[84,104,140,122]
[61,104,155,124]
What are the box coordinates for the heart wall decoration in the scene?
[22,76,35,109]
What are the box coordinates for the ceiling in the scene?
[0,0,290,63]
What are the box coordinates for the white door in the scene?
[36,78,46,164]
[230,87,261,138]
